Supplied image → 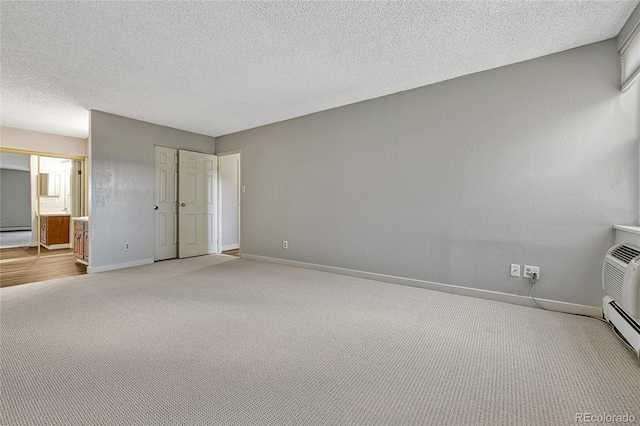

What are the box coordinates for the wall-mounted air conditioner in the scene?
[602,244,640,356]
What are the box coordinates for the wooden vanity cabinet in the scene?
[40,215,70,247]
[73,220,89,263]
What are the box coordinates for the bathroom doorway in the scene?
[218,150,241,258]
[0,148,87,287]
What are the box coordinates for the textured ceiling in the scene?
[1,1,638,139]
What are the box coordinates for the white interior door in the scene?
[154,146,178,261]
[178,149,217,258]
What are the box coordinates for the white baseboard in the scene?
[88,258,154,274]
[241,254,602,318]
[221,244,239,251]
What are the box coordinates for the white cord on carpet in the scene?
[529,283,608,323]
[530,283,639,360]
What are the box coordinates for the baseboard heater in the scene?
[603,296,640,358]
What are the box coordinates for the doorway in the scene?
[0,149,87,287]
[218,151,241,257]
[0,153,84,250]
[154,147,218,261]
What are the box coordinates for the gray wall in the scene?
[89,111,215,271]
[0,169,31,230]
[216,39,640,307]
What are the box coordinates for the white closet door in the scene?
[154,146,178,261]
[178,150,217,258]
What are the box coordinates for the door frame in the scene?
[0,147,86,257]
[216,149,242,255]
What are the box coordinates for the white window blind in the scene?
[621,29,640,92]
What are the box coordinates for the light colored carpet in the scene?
[1,255,639,425]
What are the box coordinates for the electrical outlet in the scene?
[283,240,288,249]
[242,186,246,193]
[124,243,131,251]
[523,265,540,279]
[510,264,521,277]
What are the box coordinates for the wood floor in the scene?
[0,246,73,260]
[222,248,240,257]
[0,247,234,288]
[0,246,86,288]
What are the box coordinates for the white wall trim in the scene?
[618,2,640,52]
[215,149,242,156]
[87,258,154,274]
[221,244,239,251]
[242,254,603,318]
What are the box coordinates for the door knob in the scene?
[153,206,158,210]
[181,203,186,207]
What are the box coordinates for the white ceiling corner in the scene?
[1,1,638,140]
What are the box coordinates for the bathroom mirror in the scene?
[39,173,61,196]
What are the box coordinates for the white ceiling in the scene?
[1,1,638,140]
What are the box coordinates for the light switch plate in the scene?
[510,264,520,277]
